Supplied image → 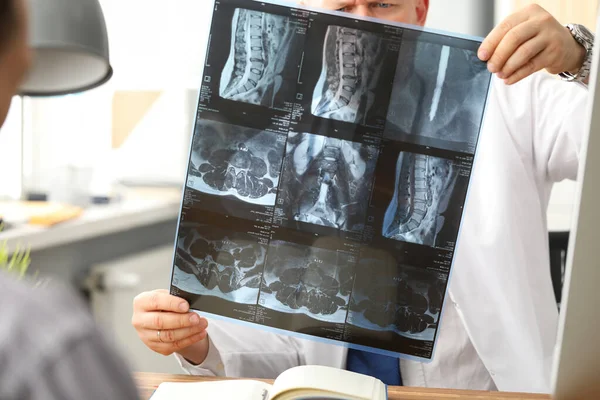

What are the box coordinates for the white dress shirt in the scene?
[173,71,588,394]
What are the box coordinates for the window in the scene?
[13,0,214,202]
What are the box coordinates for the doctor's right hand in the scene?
[132,289,210,363]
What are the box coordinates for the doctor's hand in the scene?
[478,3,586,85]
[132,289,210,363]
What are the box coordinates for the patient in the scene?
[0,1,139,398]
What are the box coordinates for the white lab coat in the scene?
[175,72,588,394]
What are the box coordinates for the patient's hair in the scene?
[0,0,16,53]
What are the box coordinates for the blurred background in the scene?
[0,0,594,374]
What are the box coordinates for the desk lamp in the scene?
[17,0,112,201]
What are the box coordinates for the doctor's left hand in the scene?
[132,289,209,357]
[478,3,586,85]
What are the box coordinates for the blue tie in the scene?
[346,348,403,386]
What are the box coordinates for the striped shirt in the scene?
[0,272,140,399]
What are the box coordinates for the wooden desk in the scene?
[134,372,551,400]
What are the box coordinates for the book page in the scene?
[169,0,492,361]
[150,380,271,400]
[269,366,386,400]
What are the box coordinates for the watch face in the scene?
[572,24,595,47]
[577,24,594,38]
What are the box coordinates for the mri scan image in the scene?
[311,26,393,125]
[172,223,267,304]
[348,251,446,341]
[259,240,355,323]
[385,40,490,152]
[277,132,379,232]
[187,120,285,206]
[219,8,302,109]
[381,151,459,248]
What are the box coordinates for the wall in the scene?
[98,0,214,186]
[0,98,22,200]
[15,0,215,202]
[426,0,495,37]
[512,0,599,31]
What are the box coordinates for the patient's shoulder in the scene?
[0,273,98,393]
[0,272,95,334]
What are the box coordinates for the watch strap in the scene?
[559,23,595,83]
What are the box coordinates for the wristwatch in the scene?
[559,23,595,83]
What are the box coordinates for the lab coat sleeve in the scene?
[529,73,589,183]
[173,334,223,376]
[171,318,306,379]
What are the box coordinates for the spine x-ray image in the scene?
[171,0,492,362]
[381,151,459,248]
[188,120,285,206]
[258,239,355,323]
[276,132,379,233]
[311,26,394,125]
[384,39,491,153]
[219,8,302,109]
[347,250,446,341]
[172,222,267,305]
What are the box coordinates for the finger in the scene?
[171,331,208,351]
[152,332,208,355]
[135,311,206,330]
[479,11,530,61]
[147,325,207,344]
[486,21,539,74]
[497,36,546,79]
[133,290,189,313]
[502,49,549,85]
[147,332,208,356]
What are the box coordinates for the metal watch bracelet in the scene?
[559,23,595,84]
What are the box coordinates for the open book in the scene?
[150,365,387,400]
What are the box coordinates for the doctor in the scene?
[132,0,593,393]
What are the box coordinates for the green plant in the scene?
[0,223,33,280]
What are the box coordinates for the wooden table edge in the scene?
[134,372,551,399]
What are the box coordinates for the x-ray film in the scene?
[259,239,355,324]
[275,132,379,234]
[384,32,490,153]
[219,9,301,109]
[170,0,492,362]
[347,249,447,343]
[382,151,461,249]
[310,26,394,125]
